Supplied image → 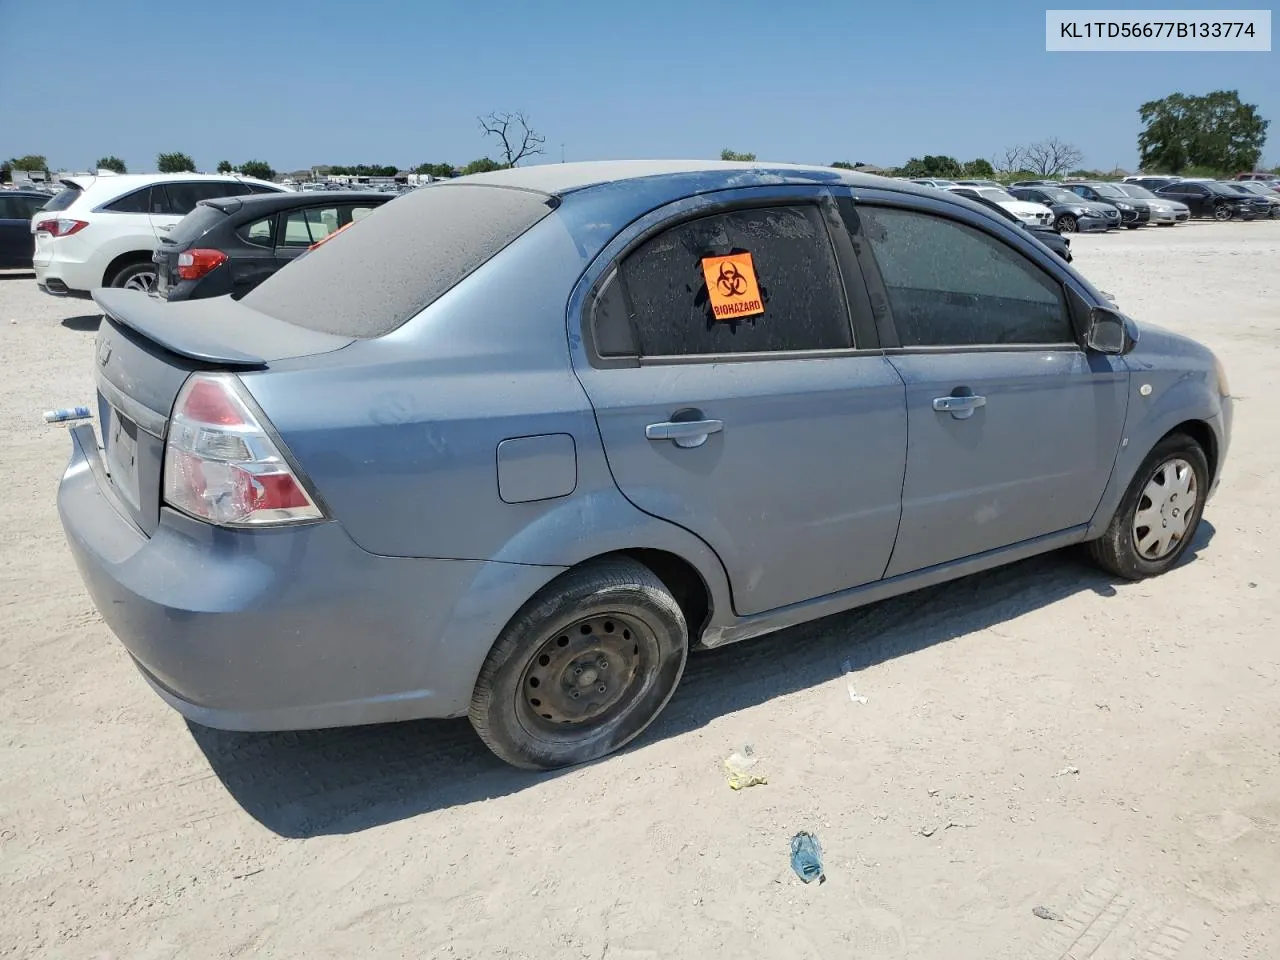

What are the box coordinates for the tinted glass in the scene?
[237,217,275,247]
[859,207,1072,347]
[244,183,553,338]
[616,205,852,357]
[163,181,243,216]
[17,196,47,217]
[245,183,282,194]
[42,186,81,212]
[165,205,228,246]
[103,187,151,213]
[0,197,15,218]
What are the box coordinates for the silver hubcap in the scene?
[1133,458,1197,560]
[122,270,156,292]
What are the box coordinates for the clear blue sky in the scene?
[1,0,1275,173]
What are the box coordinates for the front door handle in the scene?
[646,418,724,449]
[933,394,987,420]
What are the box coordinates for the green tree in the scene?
[720,148,757,161]
[830,161,855,169]
[461,157,503,175]
[962,158,994,177]
[898,155,963,178]
[96,155,127,173]
[216,160,233,174]
[9,154,48,172]
[157,152,195,173]
[1138,90,1269,174]
[415,162,457,178]
[237,159,275,180]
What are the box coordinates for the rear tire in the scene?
[469,557,688,770]
[1087,433,1209,581]
[108,260,158,292]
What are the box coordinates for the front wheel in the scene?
[1087,434,1209,580]
[469,557,688,770]
[1056,214,1077,233]
[1212,204,1234,222]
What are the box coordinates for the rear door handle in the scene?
[646,419,724,449]
[933,394,986,420]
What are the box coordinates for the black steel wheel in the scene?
[469,557,688,770]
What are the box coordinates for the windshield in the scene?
[978,188,1016,202]
[1090,184,1126,198]
[1116,184,1157,199]
[1043,188,1084,203]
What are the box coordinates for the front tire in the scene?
[1087,434,1209,580]
[469,557,688,770]
[1056,214,1077,233]
[108,260,158,292]
[1212,204,1233,222]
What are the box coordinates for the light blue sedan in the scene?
[58,161,1232,769]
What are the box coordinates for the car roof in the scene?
[202,190,388,215]
[441,159,940,200]
[57,172,282,201]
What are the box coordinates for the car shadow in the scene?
[190,521,1216,838]
[0,270,36,280]
[60,314,102,331]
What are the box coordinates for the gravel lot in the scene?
[2,221,1278,959]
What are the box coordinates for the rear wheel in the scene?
[1056,214,1077,233]
[1087,433,1209,580]
[469,557,688,770]
[108,261,158,292]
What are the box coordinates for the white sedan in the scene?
[947,185,1055,227]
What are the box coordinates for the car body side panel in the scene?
[1085,324,1231,537]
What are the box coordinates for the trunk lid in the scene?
[90,289,352,534]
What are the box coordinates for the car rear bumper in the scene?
[57,423,563,731]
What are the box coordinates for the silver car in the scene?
[1111,182,1193,224]
[57,161,1233,770]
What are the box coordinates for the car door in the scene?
[571,192,907,616]
[274,204,343,269]
[847,196,1128,577]
[0,196,32,267]
[1160,183,1205,216]
[227,212,281,296]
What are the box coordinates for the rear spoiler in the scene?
[92,288,354,366]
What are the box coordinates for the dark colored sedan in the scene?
[1223,182,1280,218]
[0,190,51,268]
[154,191,392,300]
[1155,181,1268,221]
[1010,186,1116,233]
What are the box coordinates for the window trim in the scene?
[848,195,1086,354]
[578,191,880,368]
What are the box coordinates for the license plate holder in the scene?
[105,408,141,509]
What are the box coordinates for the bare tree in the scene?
[478,112,546,168]
[1022,137,1084,176]
[992,145,1027,174]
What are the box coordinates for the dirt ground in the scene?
[1,220,1278,959]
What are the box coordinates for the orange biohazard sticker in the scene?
[701,252,764,321]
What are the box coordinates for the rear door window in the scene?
[103,187,152,213]
[165,204,229,246]
[857,206,1073,347]
[162,181,246,216]
[602,204,853,358]
[236,216,276,247]
[243,183,554,337]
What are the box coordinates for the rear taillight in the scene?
[34,218,88,238]
[177,248,229,280]
[163,374,323,527]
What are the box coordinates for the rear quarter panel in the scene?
[243,210,736,626]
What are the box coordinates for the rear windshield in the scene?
[43,185,82,212]
[242,184,555,338]
[166,203,229,246]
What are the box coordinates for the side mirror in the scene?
[1086,304,1135,355]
